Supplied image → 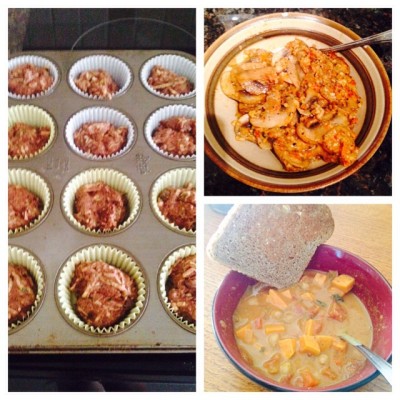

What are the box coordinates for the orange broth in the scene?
[233,270,373,389]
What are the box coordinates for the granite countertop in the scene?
[204,8,392,196]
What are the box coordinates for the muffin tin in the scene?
[8,50,196,353]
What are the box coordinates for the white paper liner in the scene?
[56,244,147,335]
[158,244,196,333]
[8,246,46,333]
[65,107,135,160]
[150,167,196,236]
[61,168,141,235]
[8,105,57,160]
[8,168,53,236]
[144,104,196,161]
[140,54,196,99]
[8,55,60,99]
[68,55,132,100]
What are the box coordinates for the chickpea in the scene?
[281,361,292,374]
[301,282,309,290]
[273,310,283,319]
[269,333,279,346]
[319,354,329,365]
[247,298,258,306]
[283,312,295,323]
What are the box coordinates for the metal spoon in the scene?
[320,30,392,52]
[340,333,392,386]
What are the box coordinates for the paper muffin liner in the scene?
[8,55,60,99]
[65,106,136,160]
[150,167,196,236]
[61,168,141,235]
[8,104,57,161]
[140,54,196,100]
[8,168,53,236]
[144,104,196,161]
[55,244,148,336]
[8,246,46,334]
[158,244,196,333]
[68,54,132,100]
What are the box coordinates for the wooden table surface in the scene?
[204,204,392,392]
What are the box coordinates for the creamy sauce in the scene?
[233,270,373,388]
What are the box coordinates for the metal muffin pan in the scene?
[8,50,196,353]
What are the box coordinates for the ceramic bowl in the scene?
[212,244,392,391]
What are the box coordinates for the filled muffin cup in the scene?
[140,54,196,100]
[55,244,148,336]
[158,244,196,333]
[65,106,136,160]
[8,54,60,100]
[61,168,141,236]
[8,168,53,236]
[8,104,57,161]
[150,167,196,236]
[68,54,132,100]
[144,104,196,161]
[8,246,46,334]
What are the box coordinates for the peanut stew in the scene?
[233,270,372,389]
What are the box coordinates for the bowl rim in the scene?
[212,244,392,392]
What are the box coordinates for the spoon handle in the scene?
[355,344,392,386]
[321,29,392,52]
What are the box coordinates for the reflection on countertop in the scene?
[204,8,392,196]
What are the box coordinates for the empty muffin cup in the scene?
[158,244,196,333]
[68,54,132,100]
[8,54,60,99]
[150,167,196,236]
[65,106,136,160]
[8,245,46,334]
[61,168,141,235]
[144,104,196,161]
[55,244,148,336]
[140,54,196,100]
[8,104,57,160]
[8,168,53,236]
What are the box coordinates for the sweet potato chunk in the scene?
[263,353,281,374]
[321,366,338,380]
[265,324,285,334]
[280,289,293,300]
[331,274,355,294]
[304,319,323,335]
[332,338,348,352]
[300,368,320,388]
[235,323,254,344]
[299,335,321,356]
[313,272,328,287]
[315,335,334,351]
[267,289,289,310]
[301,292,316,301]
[279,338,297,359]
[328,300,347,322]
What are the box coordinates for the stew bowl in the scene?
[212,244,392,391]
